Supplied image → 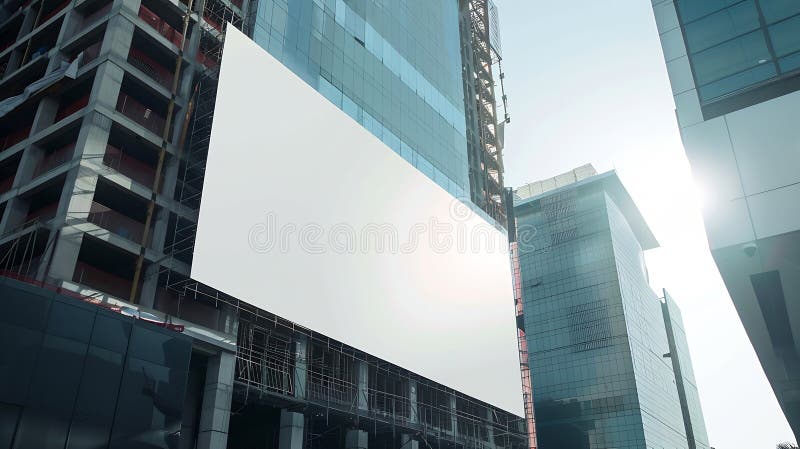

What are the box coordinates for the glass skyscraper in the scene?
[252,0,469,198]
[514,168,697,449]
[653,0,800,440]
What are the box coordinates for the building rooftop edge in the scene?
[514,170,660,250]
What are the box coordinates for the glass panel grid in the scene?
[677,0,800,102]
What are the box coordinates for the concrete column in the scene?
[58,4,83,43]
[17,5,37,38]
[357,360,369,411]
[16,143,45,187]
[278,410,304,449]
[6,47,23,78]
[93,21,132,111]
[136,263,161,308]
[407,379,418,424]
[114,0,143,20]
[293,335,307,400]
[37,112,111,283]
[159,155,179,198]
[30,96,59,135]
[345,429,368,449]
[5,7,32,76]
[400,434,419,449]
[197,351,235,449]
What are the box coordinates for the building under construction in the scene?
[460,0,508,227]
[0,0,527,447]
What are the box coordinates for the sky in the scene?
[497,1,795,448]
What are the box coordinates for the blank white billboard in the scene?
[192,26,524,416]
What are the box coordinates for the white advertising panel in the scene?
[192,26,524,416]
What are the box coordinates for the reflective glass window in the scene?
[692,31,771,85]
[91,312,132,353]
[684,1,760,52]
[128,325,191,370]
[0,289,49,330]
[253,0,469,198]
[779,51,800,71]
[0,324,41,405]
[110,357,187,449]
[67,346,126,449]
[46,301,94,343]
[679,0,800,102]
[769,14,800,56]
[14,335,87,449]
[0,283,193,449]
[698,63,777,100]
[0,402,21,448]
[677,0,742,22]
[760,0,800,23]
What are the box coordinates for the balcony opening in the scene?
[0,153,21,194]
[140,0,190,35]
[0,52,10,79]
[89,178,150,245]
[22,174,65,226]
[105,125,159,187]
[73,235,139,300]
[38,0,70,25]
[0,14,24,55]
[54,78,92,123]
[76,0,113,30]
[20,14,63,66]
[116,77,172,137]
[0,105,35,153]
[137,3,185,48]
[1,52,47,103]
[128,32,177,90]
[63,26,106,69]
[32,126,78,179]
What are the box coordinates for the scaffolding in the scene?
[460,0,509,227]
[510,242,537,449]
[233,302,528,449]
[160,0,251,290]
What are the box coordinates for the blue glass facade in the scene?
[0,278,193,449]
[514,176,689,449]
[251,0,469,197]
[606,195,689,449]
[677,0,800,102]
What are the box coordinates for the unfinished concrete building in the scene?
[0,0,529,448]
